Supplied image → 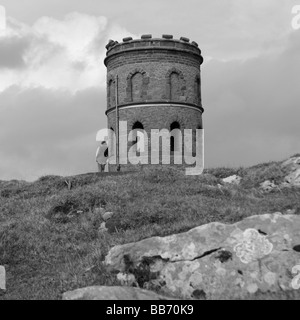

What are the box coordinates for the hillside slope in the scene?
[0,155,300,299]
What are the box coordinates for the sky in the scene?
[0,0,299,181]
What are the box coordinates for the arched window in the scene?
[170,121,181,152]
[126,68,148,103]
[131,72,143,101]
[133,121,144,130]
[131,121,144,155]
[170,72,181,100]
[132,121,144,146]
[108,80,115,108]
[166,68,185,101]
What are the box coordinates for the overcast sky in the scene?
[0,0,299,181]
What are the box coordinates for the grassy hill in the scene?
[1,158,300,300]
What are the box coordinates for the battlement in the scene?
[104,34,203,66]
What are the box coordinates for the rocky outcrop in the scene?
[258,156,300,192]
[62,286,174,300]
[222,175,241,185]
[282,156,300,187]
[105,213,300,300]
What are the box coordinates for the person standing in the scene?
[96,141,108,172]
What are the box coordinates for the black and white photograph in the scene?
[0,0,300,303]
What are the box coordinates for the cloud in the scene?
[0,86,107,181]
[0,35,31,68]
[0,12,137,181]
[203,29,300,167]
[0,12,137,92]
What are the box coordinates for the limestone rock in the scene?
[0,266,5,291]
[282,156,300,171]
[284,168,300,187]
[62,286,173,300]
[222,175,241,185]
[117,273,138,286]
[105,213,300,300]
[103,212,114,221]
[94,207,106,216]
[260,180,277,192]
[281,156,300,187]
[286,209,296,215]
[99,222,108,233]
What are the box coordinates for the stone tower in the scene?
[104,34,204,169]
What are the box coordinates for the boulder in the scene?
[260,180,277,192]
[94,207,106,216]
[282,156,300,171]
[117,273,138,286]
[105,213,300,300]
[281,156,300,187]
[62,286,173,300]
[284,168,300,187]
[103,212,114,221]
[222,175,241,185]
[0,266,5,291]
[99,222,108,233]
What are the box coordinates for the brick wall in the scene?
[104,36,204,167]
[107,105,202,164]
[107,105,202,132]
[105,50,202,108]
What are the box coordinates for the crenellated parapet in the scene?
[104,34,203,67]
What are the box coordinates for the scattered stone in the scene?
[94,207,106,216]
[260,180,277,192]
[105,213,300,300]
[286,209,296,215]
[222,175,242,185]
[0,266,5,291]
[117,273,138,286]
[99,222,108,233]
[102,212,114,221]
[62,286,174,300]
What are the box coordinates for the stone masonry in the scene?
[104,34,204,169]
